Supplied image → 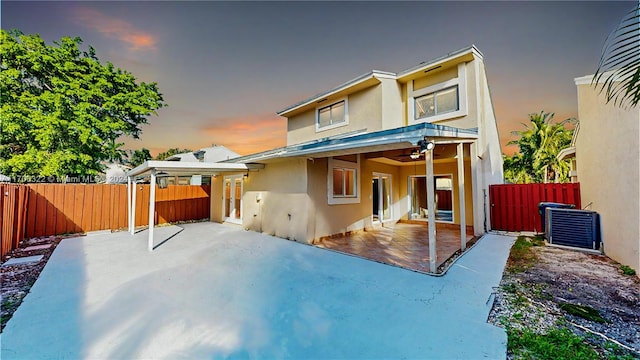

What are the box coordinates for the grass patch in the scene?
[620,265,636,276]
[507,236,539,273]
[559,302,606,323]
[508,327,599,360]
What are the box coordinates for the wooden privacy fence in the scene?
[490,183,581,232]
[1,184,210,257]
[1,184,29,257]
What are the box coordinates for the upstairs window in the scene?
[316,99,348,131]
[415,86,459,119]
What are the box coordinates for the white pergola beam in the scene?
[457,142,467,251]
[127,176,132,234]
[131,180,137,235]
[148,169,156,251]
[425,149,437,273]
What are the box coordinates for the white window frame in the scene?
[315,97,349,132]
[408,62,468,124]
[372,172,393,223]
[327,155,360,205]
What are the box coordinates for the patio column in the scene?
[425,147,437,273]
[131,179,137,235]
[148,169,156,251]
[127,176,132,234]
[457,143,467,251]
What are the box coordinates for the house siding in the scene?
[286,84,382,146]
[242,158,313,243]
[575,82,640,273]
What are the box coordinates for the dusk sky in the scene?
[2,1,635,156]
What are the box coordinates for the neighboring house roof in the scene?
[166,146,240,163]
[0,174,10,183]
[225,122,477,164]
[557,122,580,161]
[277,44,482,117]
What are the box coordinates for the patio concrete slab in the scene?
[1,223,515,359]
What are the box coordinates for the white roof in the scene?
[166,146,240,163]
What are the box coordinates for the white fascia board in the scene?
[127,161,255,178]
[575,70,619,85]
[277,70,395,116]
[396,45,481,79]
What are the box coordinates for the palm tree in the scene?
[504,112,575,183]
[593,2,640,108]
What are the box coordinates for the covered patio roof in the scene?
[224,122,477,164]
[127,160,264,179]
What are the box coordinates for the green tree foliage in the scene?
[129,148,152,167]
[593,2,640,108]
[503,112,575,183]
[156,147,193,161]
[0,30,166,178]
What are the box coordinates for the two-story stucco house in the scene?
[216,45,502,270]
[128,45,503,272]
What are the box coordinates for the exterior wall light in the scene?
[418,137,435,153]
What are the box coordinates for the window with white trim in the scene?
[328,155,360,205]
[415,86,459,119]
[316,99,348,131]
[408,62,468,123]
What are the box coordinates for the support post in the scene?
[457,143,467,251]
[148,169,156,251]
[127,176,132,234]
[425,149,437,273]
[131,180,137,235]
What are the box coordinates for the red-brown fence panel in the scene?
[1,184,30,257]
[490,183,581,232]
[22,184,211,239]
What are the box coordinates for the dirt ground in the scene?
[489,239,640,358]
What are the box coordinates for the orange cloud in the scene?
[200,114,287,155]
[73,6,157,51]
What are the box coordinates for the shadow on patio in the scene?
[314,222,475,273]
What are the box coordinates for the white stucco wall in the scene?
[575,78,640,273]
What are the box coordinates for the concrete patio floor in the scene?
[1,222,514,359]
[315,222,475,272]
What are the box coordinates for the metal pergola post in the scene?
[148,169,156,251]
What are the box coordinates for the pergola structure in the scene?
[126,161,263,251]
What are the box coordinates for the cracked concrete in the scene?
[1,222,514,359]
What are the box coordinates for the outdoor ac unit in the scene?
[545,208,601,250]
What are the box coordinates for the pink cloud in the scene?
[201,115,287,155]
[73,6,157,51]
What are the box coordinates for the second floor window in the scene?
[317,100,346,129]
[415,86,459,119]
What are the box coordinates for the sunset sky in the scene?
[2,1,634,156]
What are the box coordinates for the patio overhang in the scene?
[224,122,478,163]
[126,160,265,252]
[127,160,264,179]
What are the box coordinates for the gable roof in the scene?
[277,45,482,117]
[166,146,240,163]
[225,122,477,163]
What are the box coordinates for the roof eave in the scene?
[277,70,396,117]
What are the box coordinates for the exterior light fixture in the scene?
[409,151,421,160]
[418,136,435,153]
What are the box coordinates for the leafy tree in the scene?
[105,139,127,164]
[503,112,575,183]
[156,147,193,161]
[0,30,166,178]
[593,2,640,108]
[129,148,152,167]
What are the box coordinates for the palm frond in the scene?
[593,2,640,108]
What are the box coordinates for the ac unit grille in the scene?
[546,208,601,250]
